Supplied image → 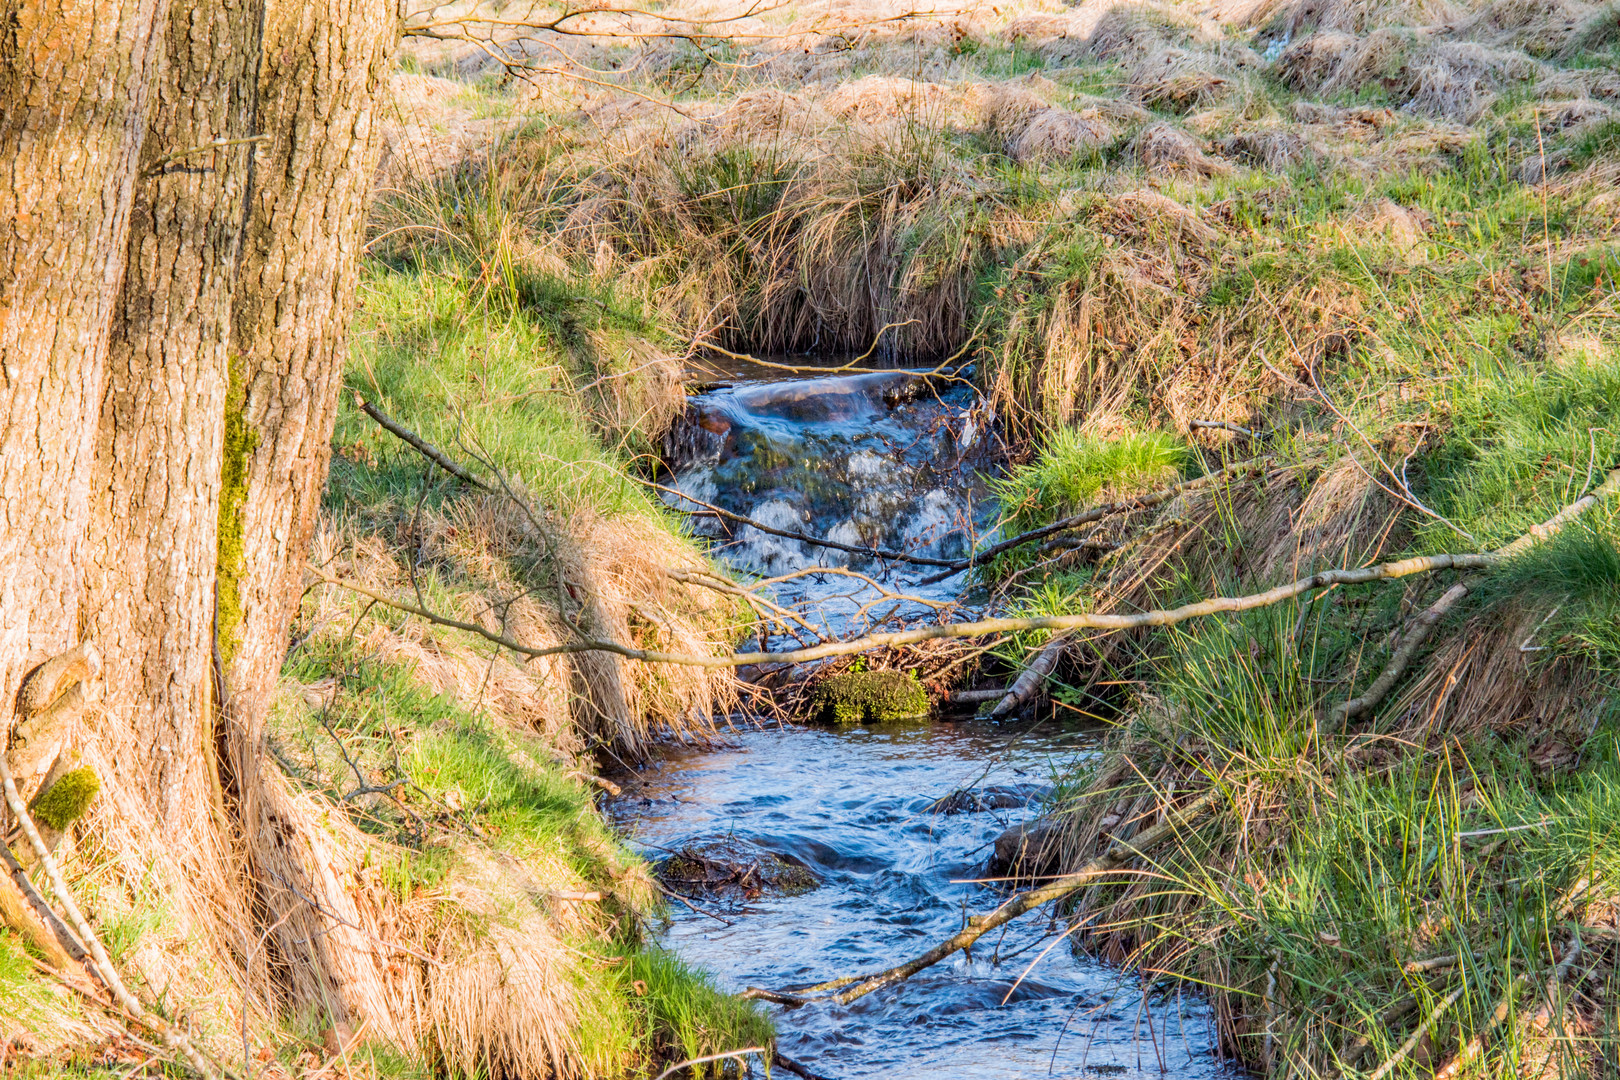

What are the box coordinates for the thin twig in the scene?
[917,457,1270,584]
[355,395,488,489]
[651,1046,767,1080]
[0,758,223,1079]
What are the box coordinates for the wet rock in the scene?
[656,839,819,899]
[732,370,933,422]
[927,784,1037,815]
[985,819,1064,883]
[807,669,929,724]
[662,405,732,468]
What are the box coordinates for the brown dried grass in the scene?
[1383,604,1608,743]
[1129,121,1233,176]
[981,83,1114,163]
[1265,0,1464,38]
[305,491,740,760]
[1216,126,1317,168]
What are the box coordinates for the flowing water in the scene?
[608,358,1230,1079]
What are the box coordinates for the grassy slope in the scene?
[396,1,1617,1075]
[275,238,767,1075]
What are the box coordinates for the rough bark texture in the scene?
[0,0,167,745]
[85,0,264,844]
[223,0,402,1034]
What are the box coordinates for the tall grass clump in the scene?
[990,428,1188,533]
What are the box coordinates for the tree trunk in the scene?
[85,0,264,847]
[0,0,168,750]
[2,0,407,1043]
[223,0,403,1035]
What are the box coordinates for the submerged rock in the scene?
[985,819,1064,884]
[656,839,819,899]
[927,783,1041,815]
[808,669,930,724]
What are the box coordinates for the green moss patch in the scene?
[30,767,99,831]
[808,670,930,724]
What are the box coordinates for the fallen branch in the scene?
[356,395,489,490]
[1189,419,1262,440]
[305,465,1620,671]
[1323,581,1470,733]
[990,636,1067,717]
[0,757,221,1079]
[1432,936,1581,1080]
[917,457,1269,584]
[772,1049,835,1080]
[310,552,1497,669]
[789,789,1223,1005]
[1326,463,1620,730]
[1367,984,1467,1080]
[651,1046,767,1080]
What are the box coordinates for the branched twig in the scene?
[355,395,488,489]
[652,481,961,568]
[917,457,1270,584]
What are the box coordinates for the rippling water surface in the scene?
[611,358,1230,1078]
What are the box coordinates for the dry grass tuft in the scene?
[1216,126,1316,168]
[1264,0,1463,38]
[427,854,588,1078]
[1129,121,1233,176]
[1254,454,1403,581]
[982,83,1114,163]
[1385,604,1608,744]
[818,75,980,129]
[306,492,740,761]
[1405,40,1544,121]
[1275,29,1362,90]
[1127,42,1263,113]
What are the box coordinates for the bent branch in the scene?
[917,457,1270,584]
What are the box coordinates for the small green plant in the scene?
[29,767,99,830]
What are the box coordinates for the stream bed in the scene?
[608,358,1229,1079]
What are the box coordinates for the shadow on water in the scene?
[613,357,1232,1078]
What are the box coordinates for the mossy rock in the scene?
[30,767,99,831]
[808,670,930,724]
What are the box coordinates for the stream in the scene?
[608,358,1229,1079]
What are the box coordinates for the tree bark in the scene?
[85,0,264,843]
[222,0,402,1035]
[0,0,168,745]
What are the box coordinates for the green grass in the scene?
[1051,594,1620,1075]
[1418,351,1620,552]
[989,429,1188,534]
[275,641,622,888]
[338,263,677,521]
